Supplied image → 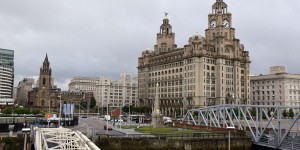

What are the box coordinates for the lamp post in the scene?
[48,94,50,128]
[226,126,235,150]
[58,93,62,127]
[129,103,131,126]
[106,103,110,134]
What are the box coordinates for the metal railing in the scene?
[100,132,245,140]
[183,104,300,149]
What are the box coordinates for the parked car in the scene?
[163,116,172,125]
[104,124,112,130]
[81,115,87,118]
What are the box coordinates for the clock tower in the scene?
[204,0,251,105]
[206,0,235,42]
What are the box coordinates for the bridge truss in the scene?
[183,104,300,150]
[34,127,100,150]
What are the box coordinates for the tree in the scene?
[233,108,239,116]
[90,97,96,109]
[122,105,129,113]
[2,107,12,115]
[175,108,181,117]
[23,107,30,114]
[80,100,87,109]
[14,107,24,115]
[282,109,288,118]
[133,106,141,114]
[250,107,256,117]
[288,108,295,118]
[32,108,41,115]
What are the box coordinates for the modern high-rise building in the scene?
[251,66,300,107]
[138,0,251,116]
[0,48,14,105]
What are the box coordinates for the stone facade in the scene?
[68,77,98,93]
[138,0,251,116]
[16,77,37,106]
[28,54,61,112]
[251,66,300,107]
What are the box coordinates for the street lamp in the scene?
[129,103,131,127]
[106,103,110,134]
[48,96,50,128]
[58,93,62,128]
[226,126,235,150]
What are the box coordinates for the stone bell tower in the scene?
[37,54,52,110]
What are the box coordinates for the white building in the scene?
[68,77,99,92]
[96,73,138,109]
[251,66,300,107]
[68,73,138,109]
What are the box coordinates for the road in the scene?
[70,117,125,140]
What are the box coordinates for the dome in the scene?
[189,32,205,41]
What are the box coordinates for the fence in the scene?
[100,132,245,140]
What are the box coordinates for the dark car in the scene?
[104,124,112,130]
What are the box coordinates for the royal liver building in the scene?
[138,0,251,116]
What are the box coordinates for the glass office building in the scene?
[0,48,14,105]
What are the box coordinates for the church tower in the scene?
[154,13,177,54]
[37,54,52,109]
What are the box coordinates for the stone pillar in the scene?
[151,83,161,128]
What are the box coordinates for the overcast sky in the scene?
[0,0,299,90]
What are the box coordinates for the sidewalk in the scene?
[98,119,143,134]
[112,126,142,134]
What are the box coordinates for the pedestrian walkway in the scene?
[112,126,142,134]
[97,119,143,134]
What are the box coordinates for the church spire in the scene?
[43,53,49,68]
[40,53,52,75]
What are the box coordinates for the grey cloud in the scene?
[0,0,299,90]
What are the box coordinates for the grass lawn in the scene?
[121,125,139,129]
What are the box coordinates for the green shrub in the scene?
[2,137,14,144]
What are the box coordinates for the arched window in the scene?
[43,78,46,85]
[211,66,215,71]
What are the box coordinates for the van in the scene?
[104,115,111,121]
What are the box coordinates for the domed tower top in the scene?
[154,13,177,54]
[212,0,228,14]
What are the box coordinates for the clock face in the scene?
[223,20,229,29]
[210,20,216,29]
